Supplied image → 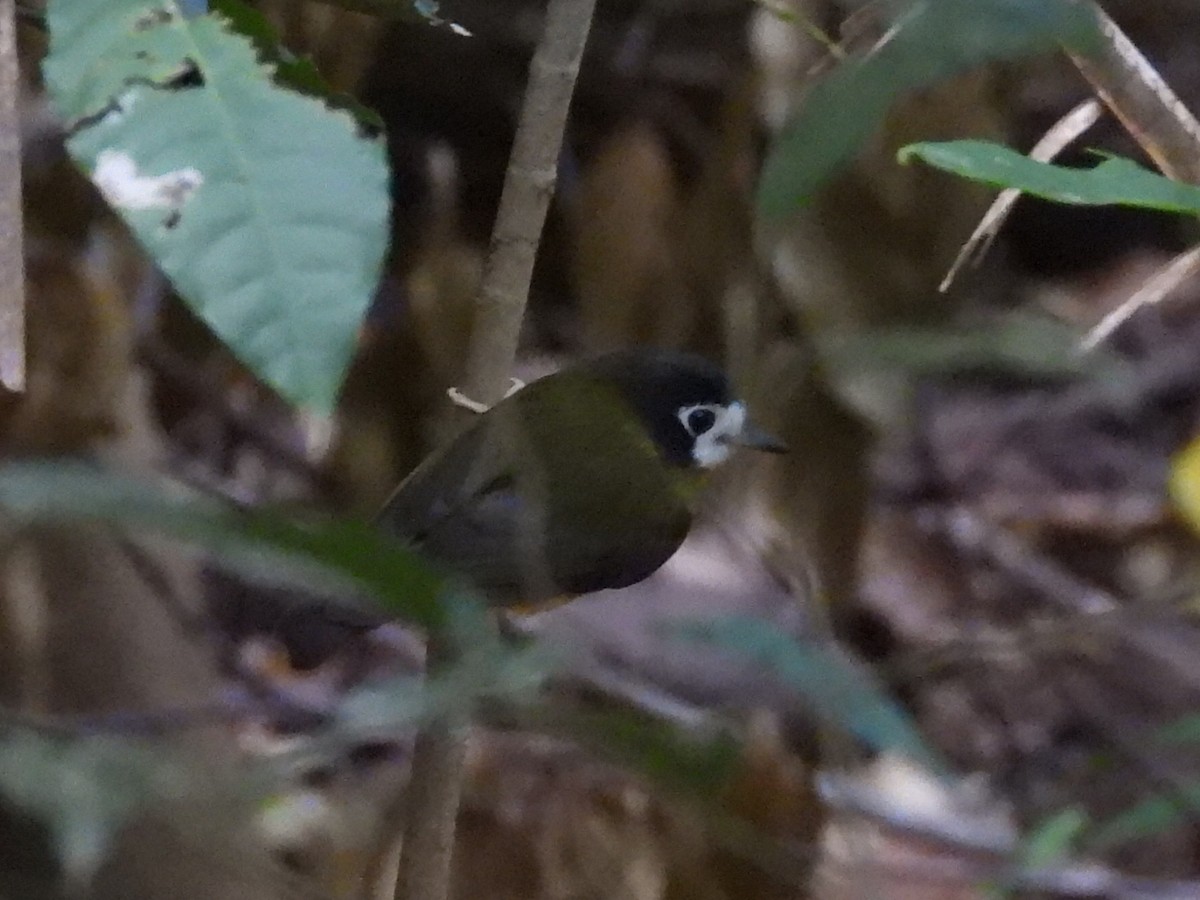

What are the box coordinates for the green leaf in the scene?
[1155,713,1200,745]
[673,616,947,775]
[822,313,1134,381]
[0,729,184,889]
[756,0,1101,216]
[42,0,390,411]
[528,704,742,796]
[339,641,549,738]
[1089,784,1200,850]
[0,461,452,631]
[1017,807,1087,870]
[900,141,1200,215]
[211,0,383,131]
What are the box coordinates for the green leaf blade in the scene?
[900,140,1200,215]
[756,0,1102,217]
[43,0,389,411]
[0,461,451,631]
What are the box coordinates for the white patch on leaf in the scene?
[93,150,202,212]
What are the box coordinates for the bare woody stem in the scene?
[391,3,598,900]
[1067,3,1200,185]
[457,0,597,409]
[0,0,25,393]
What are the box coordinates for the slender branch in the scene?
[1067,3,1200,184]
[1081,243,1200,351]
[0,0,25,393]
[456,0,596,412]
[389,3,598,900]
[939,98,1101,292]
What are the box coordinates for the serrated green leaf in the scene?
[756,0,1101,216]
[674,616,947,775]
[899,140,1200,215]
[0,461,453,631]
[211,0,383,131]
[42,0,389,411]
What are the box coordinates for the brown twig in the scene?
[388,2,598,900]
[939,99,1102,292]
[454,0,596,417]
[0,0,24,393]
[1081,243,1200,351]
[925,506,1200,694]
[1066,3,1200,185]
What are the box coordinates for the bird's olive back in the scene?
[376,349,732,605]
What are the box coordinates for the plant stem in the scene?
[0,0,25,393]
[1067,3,1200,185]
[456,0,598,411]
[390,1,598,899]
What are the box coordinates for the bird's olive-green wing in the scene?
[377,374,694,606]
[375,385,559,603]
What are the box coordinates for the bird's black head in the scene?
[581,349,784,469]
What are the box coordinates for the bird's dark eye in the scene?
[684,407,717,436]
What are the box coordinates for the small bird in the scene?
[378,349,785,608]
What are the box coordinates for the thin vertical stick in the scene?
[456,0,597,412]
[0,0,25,393]
[389,2,598,900]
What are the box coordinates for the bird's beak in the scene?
[736,422,788,454]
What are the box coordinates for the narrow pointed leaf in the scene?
[900,141,1200,215]
[757,0,1100,216]
[0,461,451,630]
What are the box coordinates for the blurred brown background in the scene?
[7,1,1200,897]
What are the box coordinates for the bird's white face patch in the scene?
[678,401,746,469]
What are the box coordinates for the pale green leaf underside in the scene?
[43,1,389,411]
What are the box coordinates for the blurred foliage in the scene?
[901,140,1200,214]
[1014,806,1086,872]
[0,728,182,889]
[822,312,1133,382]
[1080,713,1200,852]
[42,0,389,411]
[756,0,1101,216]
[17,0,1200,894]
[0,461,450,628]
[524,704,743,798]
[335,607,550,737]
[673,615,946,775]
[1088,786,1200,852]
[210,0,383,128]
